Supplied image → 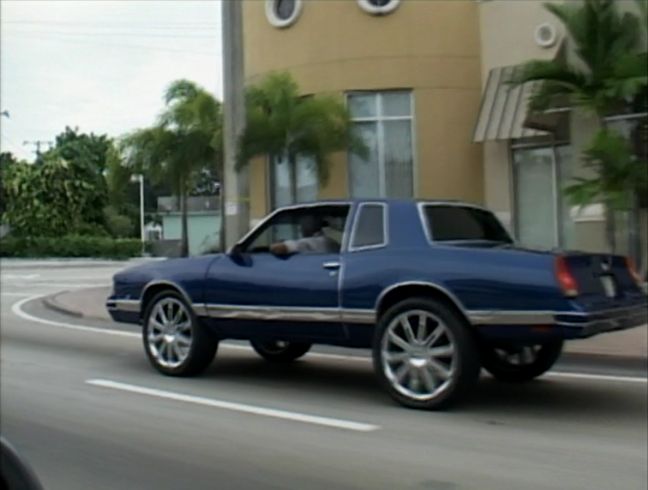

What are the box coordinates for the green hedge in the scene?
[0,235,142,259]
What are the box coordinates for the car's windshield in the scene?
[422,205,513,244]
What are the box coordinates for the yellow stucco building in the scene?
[241,0,647,270]
[243,0,483,221]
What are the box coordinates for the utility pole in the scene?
[23,140,53,160]
[221,0,249,251]
[131,174,146,256]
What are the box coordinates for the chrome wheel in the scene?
[381,309,458,401]
[480,340,563,383]
[258,340,289,354]
[250,339,312,363]
[494,345,541,366]
[147,297,193,369]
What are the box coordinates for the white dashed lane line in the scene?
[86,378,380,432]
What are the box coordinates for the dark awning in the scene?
[473,65,549,142]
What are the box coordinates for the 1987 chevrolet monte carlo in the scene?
[107,200,647,409]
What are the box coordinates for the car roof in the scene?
[280,198,484,207]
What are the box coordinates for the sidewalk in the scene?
[1,257,164,269]
[43,286,648,361]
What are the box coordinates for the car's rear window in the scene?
[422,205,512,243]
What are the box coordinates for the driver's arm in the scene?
[270,237,316,255]
[270,242,291,255]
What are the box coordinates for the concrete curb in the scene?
[1,258,165,269]
[41,288,110,321]
[42,291,85,318]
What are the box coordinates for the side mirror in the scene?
[228,243,243,257]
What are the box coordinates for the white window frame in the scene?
[510,141,571,248]
[268,154,319,209]
[346,91,416,198]
[265,0,303,29]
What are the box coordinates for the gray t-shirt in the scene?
[284,233,337,254]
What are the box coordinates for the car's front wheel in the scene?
[373,297,480,410]
[250,340,311,363]
[480,340,563,382]
[143,291,218,376]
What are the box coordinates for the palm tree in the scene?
[509,0,647,256]
[120,80,222,257]
[237,72,365,203]
[511,0,646,116]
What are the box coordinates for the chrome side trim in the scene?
[348,202,389,253]
[558,303,648,319]
[192,304,209,317]
[107,299,141,312]
[140,280,207,317]
[341,308,375,324]
[467,310,555,325]
[467,303,648,326]
[204,304,376,324]
[375,281,470,318]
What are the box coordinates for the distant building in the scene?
[157,196,221,256]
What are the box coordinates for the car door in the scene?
[203,204,350,341]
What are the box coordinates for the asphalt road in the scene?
[1,262,647,490]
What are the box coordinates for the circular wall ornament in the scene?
[358,0,401,16]
[265,0,303,28]
[534,22,558,48]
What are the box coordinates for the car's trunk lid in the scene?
[560,252,643,306]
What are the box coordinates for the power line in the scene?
[7,32,221,56]
[22,140,53,158]
[4,27,220,39]
[1,20,219,30]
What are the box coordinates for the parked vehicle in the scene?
[107,200,647,409]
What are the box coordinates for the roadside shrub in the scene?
[0,235,141,259]
[103,206,135,238]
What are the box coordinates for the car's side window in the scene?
[349,203,387,251]
[243,205,350,255]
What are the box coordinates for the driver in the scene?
[270,214,338,255]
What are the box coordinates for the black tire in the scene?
[142,290,218,376]
[250,340,311,363]
[480,340,563,383]
[372,297,480,410]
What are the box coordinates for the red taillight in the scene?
[625,257,643,286]
[555,256,579,297]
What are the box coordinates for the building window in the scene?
[347,91,414,198]
[265,0,303,28]
[357,0,401,15]
[512,145,574,249]
[271,154,318,209]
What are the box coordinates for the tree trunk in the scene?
[628,190,641,268]
[605,202,616,254]
[288,152,297,205]
[180,190,189,258]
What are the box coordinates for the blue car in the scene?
[107,200,647,409]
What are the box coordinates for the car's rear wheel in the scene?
[373,297,480,410]
[250,340,311,363]
[480,340,563,382]
[143,290,218,376]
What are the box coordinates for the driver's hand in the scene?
[270,242,289,255]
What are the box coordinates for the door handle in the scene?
[322,261,340,270]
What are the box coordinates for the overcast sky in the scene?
[0,0,222,161]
